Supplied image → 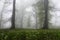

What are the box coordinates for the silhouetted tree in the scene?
[43,0,49,29]
[11,0,16,29]
[0,0,6,28]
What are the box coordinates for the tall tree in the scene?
[11,0,16,29]
[0,0,6,28]
[43,0,49,29]
[27,14,31,27]
[20,8,25,28]
[33,0,45,29]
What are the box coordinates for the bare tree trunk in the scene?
[35,13,38,29]
[20,11,24,28]
[11,0,16,29]
[20,8,25,28]
[0,0,6,28]
[43,0,48,29]
[27,14,31,27]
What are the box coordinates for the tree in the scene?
[27,14,31,27]
[33,0,49,29]
[11,0,16,29]
[43,0,49,29]
[0,0,6,28]
[33,0,45,29]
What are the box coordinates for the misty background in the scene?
[0,0,60,29]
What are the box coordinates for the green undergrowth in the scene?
[0,29,60,40]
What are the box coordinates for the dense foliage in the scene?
[0,29,60,40]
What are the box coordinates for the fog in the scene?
[0,0,60,29]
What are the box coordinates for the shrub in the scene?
[0,29,60,40]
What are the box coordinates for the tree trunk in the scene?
[11,0,16,29]
[20,11,23,28]
[0,0,6,28]
[43,0,48,29]
[35,13,38,29]
[27,14,31,27]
